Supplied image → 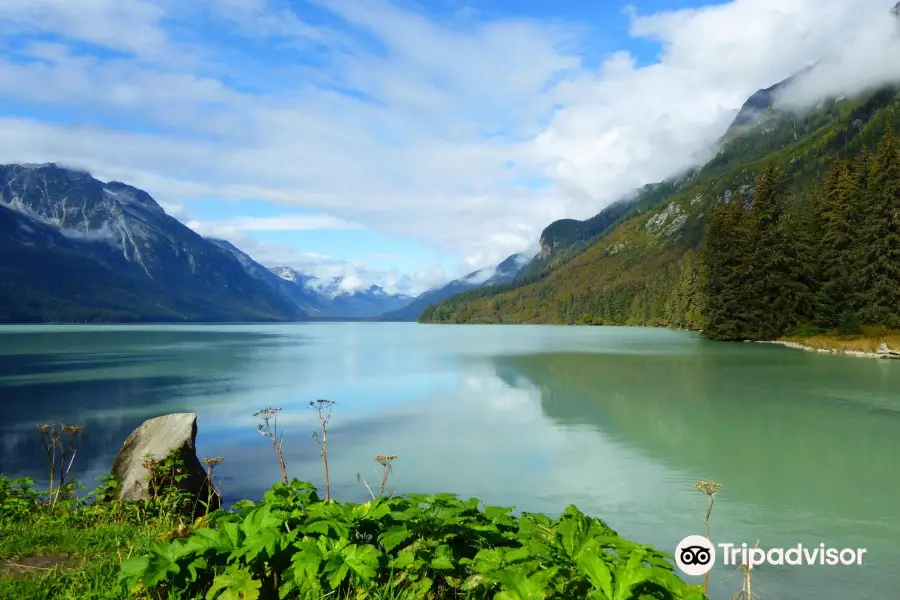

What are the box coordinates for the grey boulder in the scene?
[110,412,220,513]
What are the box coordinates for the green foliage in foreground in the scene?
[121,478,704,600]
[0,475,706,600]
[0,475,176,600]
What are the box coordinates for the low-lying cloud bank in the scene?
[776,2,900,109]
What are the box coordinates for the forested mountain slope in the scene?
[420,86,900,339]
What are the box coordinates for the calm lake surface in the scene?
[1,323,898,599]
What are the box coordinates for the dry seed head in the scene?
[36,424,51,435]
[253,407,282,417]
[202,457,224,467]
[694,480,723,496]
[375,455,397,466]
[62,424,83,436]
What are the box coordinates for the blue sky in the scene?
[0,0,891,294]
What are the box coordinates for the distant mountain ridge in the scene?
[270,267,414,318]
[378,252,532,321]
[0,162,461,322]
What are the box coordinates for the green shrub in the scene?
[119,479,706,600]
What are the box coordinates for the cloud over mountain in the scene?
[0,0,896,286]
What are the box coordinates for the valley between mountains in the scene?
[0,163,528,323]
[3,21,900,348]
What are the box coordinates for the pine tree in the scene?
[857,123,900,328]
[847,147,875,318]
[780,205,818,329]
[677,249,705,329]
[815,160,857,329]
[701,195,752,340]
[746,162,793,339]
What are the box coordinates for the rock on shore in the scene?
[110,412,220,512]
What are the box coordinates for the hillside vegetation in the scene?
[420,87,900,341]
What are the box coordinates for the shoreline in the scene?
[755,339,900,359]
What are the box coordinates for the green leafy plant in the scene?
[113,403,706,600]
[0,476,40,523]
[139,452,196,523]
[119,481,706,600]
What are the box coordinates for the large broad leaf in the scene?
[205,568,262,600]
[118,554,150,591]
[232,527,284,563]
[379,525,412,552]
[219,521,245,555]
[483,505,516,525]
[324,562,350,590]
[578,554,614,599]
[612,548,654,600]
[127,543,183,587]
[182,528,227,557]
[352,498,392,521]
[302,519,351,538]
[239,505,282,535]
[389,548,416,570]
[186,557,209,582]
[341,543,381,582]
[430,544,455,571]
[494,568,551,600]
[470,548,506,574]
[288,537,324,585]
[556,510,594,561]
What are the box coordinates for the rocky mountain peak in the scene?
[0,163,166,241]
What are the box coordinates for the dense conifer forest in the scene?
[421,89,900,342]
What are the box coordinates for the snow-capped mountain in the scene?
[0,161,523,323]
[378,252,533,321]
[0,163,305,322]
[207,241,329,317]
[270,269,413,318]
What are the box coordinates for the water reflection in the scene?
[1,324,898,600]
[492,347,900,600]
[0,328,294,485]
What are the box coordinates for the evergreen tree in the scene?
[846,147,875,318]
[779,205,818,330]
[815,160,857,329]
[701,195,751,340]
[665,249,705,329]
[746,162,792,339]
[857,123,900,328]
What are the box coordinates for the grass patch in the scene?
[781,329,900,353]
[0,515,170,599]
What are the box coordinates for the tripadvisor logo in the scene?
[675,535,716,576]
[674,535,867,576]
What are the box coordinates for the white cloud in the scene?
[776,4,900,108]
[184,226,447,295]
[185,214,360,237]
[0,0,897,285]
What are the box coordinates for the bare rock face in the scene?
[110,413,220,512]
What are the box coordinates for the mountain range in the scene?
[0,164,524,323]
[5,4,897,326]
[378,252,531,321]
[421,5,900,331]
